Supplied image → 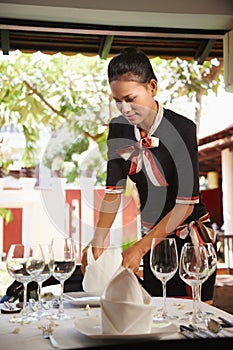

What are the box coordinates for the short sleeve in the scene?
[105,118,132,194]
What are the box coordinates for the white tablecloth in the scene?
[0,297,233,350]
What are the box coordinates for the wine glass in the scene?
[31,244,54,319]
[150,237,179,322]
[179,242,209,325]
[6,243,45,323]
[50,237,76,320]
[196,242,218,320]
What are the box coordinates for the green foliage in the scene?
[152,57,224,104]
[122,238,137,252]
[0,208,13,224]
[0,50,224,183]
[0,159,14,175]
[0,51,111,182]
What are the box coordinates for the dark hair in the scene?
[108,47,157,83]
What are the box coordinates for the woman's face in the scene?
[110,79,158,130]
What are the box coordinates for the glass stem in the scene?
[162,281,167,318]
[22,282,28,317]
[37,281,43,312]
[196,284,202,316]
[191,284,200,324]
[58,281,65,317]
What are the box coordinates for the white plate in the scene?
[74,314,178,339]
[63,292,101,306]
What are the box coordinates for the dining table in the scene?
[1,294,233,350]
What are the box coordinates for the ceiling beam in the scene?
[1,29,9,54]
[195,39,216,64]
[99,35,114,59]
[0,23,224,40]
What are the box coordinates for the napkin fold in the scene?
[82,245,122,294]
[100,267,155,334]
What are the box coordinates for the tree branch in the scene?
[22,79,67,119]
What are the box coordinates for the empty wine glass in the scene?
[6,243,45,323]
[50,237,76,320]
[32,244,54,319]
[150,237,178,322]
[179,242,209,325]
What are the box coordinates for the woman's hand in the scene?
[80,238,105,275]
[80,245,89,275]
[121,243,144,273]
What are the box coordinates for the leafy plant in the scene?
[0,208,13,224]
[0,51,224,183]
[122,238,137,252]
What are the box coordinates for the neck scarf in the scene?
[116,103,168,187]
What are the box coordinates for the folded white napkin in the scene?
[100,267,155,334]
[82,245,122,294]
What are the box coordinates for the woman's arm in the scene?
[121,203,194,272]
[81,192,121,274]
[91,192,121,248]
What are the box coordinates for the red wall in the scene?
[3,208,22,254]
[2,188,223,256]
[200,188,223,229]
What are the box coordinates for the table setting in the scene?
[1,239,233,349]
[1,293,233,350]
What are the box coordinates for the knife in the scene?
[189,324,219,338]
[218,317,233,327]
[180,325,208,338]
[179,325,198,339]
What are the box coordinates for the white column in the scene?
[38,177,67,242]
[0,216,3,256]
[79,174,95,246]
[109,200,123,248]
[207,171,219,189]
[221,148,233,267]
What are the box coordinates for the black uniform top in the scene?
[106,105,208,229]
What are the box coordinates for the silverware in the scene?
[189,324,219,338]
[41,301,50,310]
[218,316,233,327]
[29,298,38,312]
[180,325,207,338]
[206,318,232,337]
[2,301,21,314]
[42,324,59,348]
[179,325,199,339]
[4,301,14,310]
[52,299,60,309]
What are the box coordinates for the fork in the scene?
[42,324,59,348]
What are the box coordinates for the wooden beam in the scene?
[195,39,216,63]
[1,29,9,55]
[99,35,114,59]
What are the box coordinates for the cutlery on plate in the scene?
[189,324,219,338]
[179,325,207,338]
[179,325,199,339]
[218,316,233,327]
[206,318,233,337]
[1,301,21,314]
[4,301,14,310]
